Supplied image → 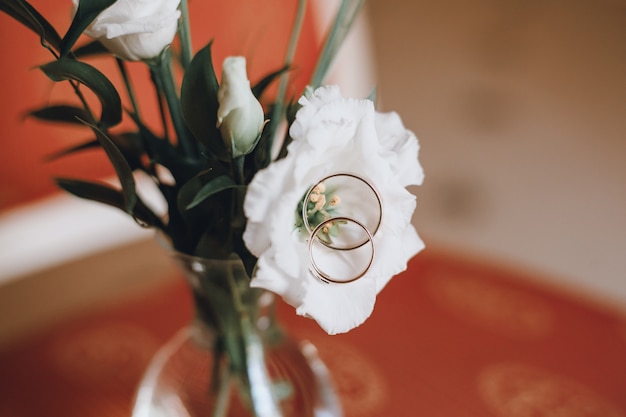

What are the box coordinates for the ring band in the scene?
[302,172,382,251]
[308,216,375,284]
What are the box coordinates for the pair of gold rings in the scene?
[302,173,382,284]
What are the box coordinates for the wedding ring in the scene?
[308,216,375,284]
[302,172,382,251]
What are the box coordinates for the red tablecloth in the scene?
[1,249,625,416]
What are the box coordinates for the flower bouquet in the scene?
[1,0,424,415]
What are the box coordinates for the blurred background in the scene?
[1,0,625,344]
[367,0,626,311]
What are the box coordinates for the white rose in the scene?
[73,0,181,61]
[217,57,265,158]
[243,85,424,334]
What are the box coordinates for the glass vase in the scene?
[131,252,343,417]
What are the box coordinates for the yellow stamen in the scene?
[314,194,326,211]
[313,182,326,194]
[309,192,321,203]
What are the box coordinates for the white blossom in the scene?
[73,0,181,61]
[217,57,265,157]
[243,86,424,334]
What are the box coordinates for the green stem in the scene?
[147,68,172,142]
[267,0,308,161]
[178,0,193,69]
[238,308,283,416]
[13,6,97,127]
[116,58,141,118]
[231,156,247,233]
[68,80,97,124]
[149,50,196,157]
[212,362,233,417]
[224,270,276,416]
[310,0,366,88]
[233,156,245,185]
[58,48,96,123]
[225,269,246,314]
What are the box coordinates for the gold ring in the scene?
[308,216,375,284]
[301,172,382,251]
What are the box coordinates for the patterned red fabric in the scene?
[1,248,625,416]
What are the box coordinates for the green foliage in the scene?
[251,65,290,99]
[0,0,361,260]
[310,0,365,89]
[180,42,226,160]
[55,178,163,228]
[45,132,145,172]
[186,175,240,210]
[177,165,232,215]
[26,105,91,125]
[0,0,62,52]
[44,140,99,161]
[78,120,138,214]
[61,0,116,57]
[72,40,109,58]
[39,58,122,128]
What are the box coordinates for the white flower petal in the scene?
[296,277,377,335]
[74,0,180,61]
[244,85,424,334]
[371,225,425,292]
[375,111,424,186]
[250,251,306,307]
[244,158,291,223]
[217,57,265,157]
[379,185,417,235]
[242,220,269,257]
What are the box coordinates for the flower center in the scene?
[295,173,385,285]
[295,173,383,249]
[295,180,344,244]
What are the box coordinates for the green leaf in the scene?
[180,41,228,160]
[61,0,116,57]
[0,0,62,52]
[251,65,290,99]
[126,110,199,180]
[108,132,145,171]
[77,120,137,214]
[44,139,98,161]
[149,48,197,158]
[45,132,143,172]
[72,40,109,58]
[310,0,365,88]
[187,175,239,210]
[40,58,122,127]
[177,164,229,212]
[26,104,91,125]
[55,178,163,228]
[367,86,377,103]
[172,164,235,257]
